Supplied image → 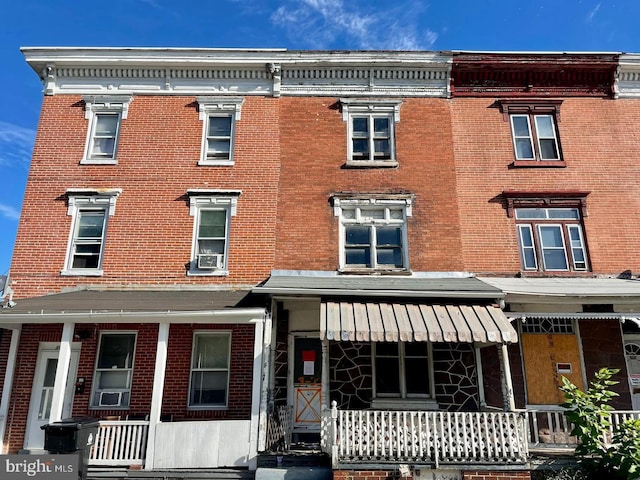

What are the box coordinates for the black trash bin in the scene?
[41,416,99,480]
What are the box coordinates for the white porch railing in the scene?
[89,420,149,466]
[325,403,528,467]
[526,409,640,450]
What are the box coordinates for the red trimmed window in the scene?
[504,192,590,273]
[499,100,564,166]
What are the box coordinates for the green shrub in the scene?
[560,367,640,480]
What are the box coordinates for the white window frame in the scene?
[333,195,412,272]
[188,331,231,410]
[510,113,561,161]
[62,188,121,276]
[341,99,402,166]
[81,95,132,164]
[196,97,244,166]
[187,190,241,276]
[515,207,588,272]
[371,342,436,409]
[90,332,137,409]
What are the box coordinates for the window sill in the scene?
[344,160,399,168]
[339,268,411,276]
[198,159,235,166]
[61,269,104,277]
[187,406,228,411]
[371,398,439,410]
[187,269,229,277]
[80,158,118,165]
[517,270,593,278]
[511,160,566,168]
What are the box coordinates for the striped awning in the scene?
[321,302,517,344]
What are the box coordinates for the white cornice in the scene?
[22,47,452,98]
[616,54,640,98]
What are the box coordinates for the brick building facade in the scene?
[1,48,640,479]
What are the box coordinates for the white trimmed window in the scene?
[372,342,435,405]
[82,95,132,164]
[62,189,121,276]
[91,332,136,409]
[189,332,231,409]
[341,99,402,165]
[333,195,412,272]
[196,97,244,165]
[515,207,588,272]
[187,190,241,275]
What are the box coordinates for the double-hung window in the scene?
[187,190,240,275]
[189,332,231,409]
[63,189,121,276]
[504,192,590,273]
[341,99,402,166]
[82,95,132,164]
[516,207,588,272]
[196,97,244,165]
[499,100,563,165]
[333,195,412,272]
[91,332,136,408]
[373,342,434,401]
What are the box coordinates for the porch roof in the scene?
[320,301,517,344]
[0,289,266,323]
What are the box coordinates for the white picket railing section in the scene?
[89,420,149,466]
[327,403,528,466]
[527,409,640,449]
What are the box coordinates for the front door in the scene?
[289,335,322,436]
[624,336,640,409]
[24,343,80,451]
[521,328,584,405]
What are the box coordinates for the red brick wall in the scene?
[451,97,640,276]
[275,97,463,272]
[10,95,280,298]
[2,322,255,453]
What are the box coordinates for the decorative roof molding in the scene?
[616,54,640,98]
[66,188,123,216]
[451,52,619,98]
[22,48,452,98]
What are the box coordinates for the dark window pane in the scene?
[95,115,119,135]
[376,248,403,267]
[192,335,229,369]
[375,357,400,394]
[539,139,559,159]
[199,210,226,237]
[405,357,430,394]
[352,139,369,158]
[515,138,534,159]
[77,212,105,238]
[352,117,368,134]
[346,226,370,245]
[97,334,135,369]
[373,139,390,157]
[373,117,389,135]
[345,248,370,266]
[376,226,402,246]
[512,116,530,137]
[208,116,231,136]
[190,371,228,405]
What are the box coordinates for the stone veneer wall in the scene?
[329,341,480,411]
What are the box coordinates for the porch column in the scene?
[475,346,486,409]
[499,343,516,411]
[0,325,21,453]
[321,339,330,413]
[144,322,169,470]
[249,315,266,470]
[50,322,74,422]
[257,311,272,453]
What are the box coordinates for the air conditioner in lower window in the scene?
[198,253,223,269]
[99,391,123,407]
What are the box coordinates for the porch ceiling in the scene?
[320,301,517,344]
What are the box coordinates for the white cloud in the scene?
[270,0,437,50]
[586,3,601,23]
[0,204,20,221]
[0,121,35,170]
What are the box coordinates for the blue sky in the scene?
[1,0,638,276]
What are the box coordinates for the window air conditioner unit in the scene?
[99,391,123,407]
[198,253,223,269]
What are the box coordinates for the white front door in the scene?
[624,336,640,410]
[24,343,80,451]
